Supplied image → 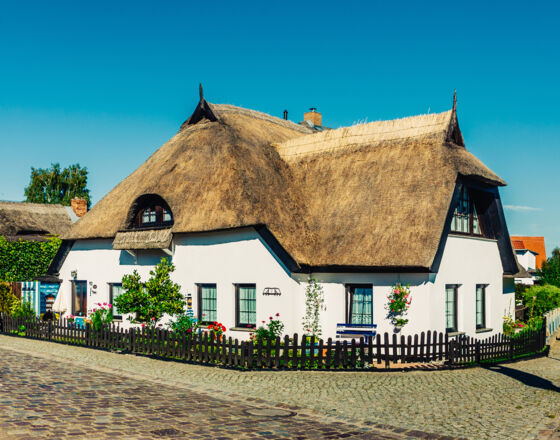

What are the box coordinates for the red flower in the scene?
[275,313,280,317]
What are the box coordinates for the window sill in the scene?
[446,331,465,337]
[230,327,255,332]
[476,328,493,334]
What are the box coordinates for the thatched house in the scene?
[50,89,519,338]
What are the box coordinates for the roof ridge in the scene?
[212,103,313,134]
[273,109,453,160]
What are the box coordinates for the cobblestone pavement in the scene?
[0,335,559,440]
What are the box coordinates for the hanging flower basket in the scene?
[386,284,411,329]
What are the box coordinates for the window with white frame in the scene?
[445,285,458,332]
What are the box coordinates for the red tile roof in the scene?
[511,236,547,269]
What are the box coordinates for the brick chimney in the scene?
[303,108,322,127]
[71,198,88,218]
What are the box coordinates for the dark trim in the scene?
[34,275,62,283]
[298,264,430,274]
[71,280,87,317]
[254,225,300,273]
[345,284,373,325]
[430,180,463,273]
[108,283,123,320]
[475,284,487,329]
[197,283,217,325]
[445,284,459,333]
[234,283,256,329]
[431,176,518,275]
[46,240,75,276]
[180,88,219,129]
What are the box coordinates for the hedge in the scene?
[0,236,61,282]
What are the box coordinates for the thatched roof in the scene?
[65,93,509,272]
[0,202,74,241]
[113,229,172,250]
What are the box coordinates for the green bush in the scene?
[537,248,560,288]
[0,282,18,314]
[168,314,198,335]
[0,236,61,282]
[12,301,36,319]
[114,258,186,325]
[521,284,560,318]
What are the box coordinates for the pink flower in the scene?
[103,302,107,306]
[275,313,280,317]
[108,304,113,308]
[92,308,96,312]
[269,316,273,320]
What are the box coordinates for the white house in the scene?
[48,89,522,340]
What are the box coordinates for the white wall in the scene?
[58,228,301,339]
[516,249,536,271]
[433,235,510,337]
[58,230,508,340]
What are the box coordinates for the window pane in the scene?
[238,285,256,326]
[163,209,172,222]
[476,285,484,327]
[111,284,123,317]
[445,287,456,331]
[200,285,217,322]
[350,286,373,325]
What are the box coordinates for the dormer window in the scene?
[127,194,174,230]
[451,187,482,236]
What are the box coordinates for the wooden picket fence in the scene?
[0,314,547,370]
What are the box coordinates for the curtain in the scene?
[350,287,373,325]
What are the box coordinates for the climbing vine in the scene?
[0,236,61,282]
[302,276,326,338]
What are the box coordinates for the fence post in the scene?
[475,340,480,364]
[48,320,53,341]
[448,339,455,365]
[130,328,135,352]
[542,316,548,349]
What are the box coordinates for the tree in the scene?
[114,258,186,325]
[537,247,560,288]
[24,163,91,208]
[521,284,560,318]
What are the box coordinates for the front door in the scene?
[72,281,87,317]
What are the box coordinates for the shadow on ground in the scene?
[485,365,560,392]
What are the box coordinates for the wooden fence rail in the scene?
[0,314,547,370]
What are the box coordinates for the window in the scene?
[450,186,482,235]
[235,284,256,328]
[142,207,157,225]
[346,285,373,325]
[198,284,217,324]
[129,194,174,229]
[445,285,458,332]
[72,280,87,317]
[110,283,124,320]
[476,284,486,329]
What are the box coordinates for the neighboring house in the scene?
[49,90,522,339]
[510,236,546,285]
[0,199,86,315]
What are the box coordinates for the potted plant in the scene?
[386,284,411,332]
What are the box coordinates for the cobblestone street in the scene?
[0,335,559,439]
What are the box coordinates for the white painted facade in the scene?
[56,228,513,340]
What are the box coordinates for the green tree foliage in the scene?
[24,163,91,208]
[0,282,18,314]
[537,247,560,288]
[114,258,186,325]
[521,284,560,317]
[0,236,61,282]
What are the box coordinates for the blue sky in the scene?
[1,1,559,255]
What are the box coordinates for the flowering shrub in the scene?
[502,316,524,336]
[207,321,226,338]
[168,313,199,335]
[89,302,114,331]
[250,313,285,343]
[386,283,411,327]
